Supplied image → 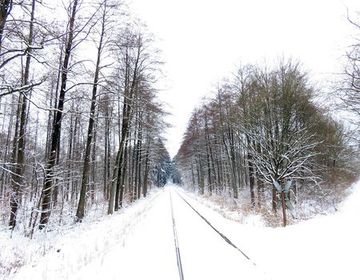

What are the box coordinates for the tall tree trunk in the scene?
[191,162,196,189]
[129,131,136,201]
[118,138,129,208]
[0,0,12,52]
[135,126,142,199]
[245,135,255,208]
[228,127,238,198]
[113,117,129,210]
[112,37,141,212]
[281,190,287,227]
[197,156,205,195]
[204,113,213,194]
[103,104,111,200]
[90,116,97,203]
[108,152,119,215]
[65,102,75,203]
[39,0,79,229]
[142,139,150,197]
[9,0,35,229]
[29,112,39,203]
[0,94,16,199]
[247,152,256,208]
[272,187,278,213]
[76,1,106,221]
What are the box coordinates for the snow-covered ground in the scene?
[179,182,360,280]
[1,181,359,280]
[1,190,166,279]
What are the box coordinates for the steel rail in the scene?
[169,191,185,280]
[175,190,256,267]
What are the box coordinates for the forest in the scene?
[0,0,360,236]
[174,62,358,226]
[0,0,172,235]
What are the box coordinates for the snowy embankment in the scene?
[0,189,163,280]
[178,180,360,280]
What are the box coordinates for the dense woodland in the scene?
[1,0,360,234]
[174,62,358,225]
[0,0,172,234]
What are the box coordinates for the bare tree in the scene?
[76,0,115,221]
[39,0,80,229]
[8,0,36,229]
[108,26,161,213]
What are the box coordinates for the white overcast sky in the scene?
[129,0,360,157]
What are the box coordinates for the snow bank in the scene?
[178,180,360,280]
[1,189,163,280]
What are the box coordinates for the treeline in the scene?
[174,61,355,225]
[0,0,171,233]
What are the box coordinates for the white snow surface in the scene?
[1,181,360,280]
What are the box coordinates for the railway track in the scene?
[169,191,185,280]
[174,190,257,266]
[169,188,261,280]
